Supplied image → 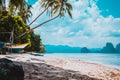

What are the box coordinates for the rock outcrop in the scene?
[0,58,24,80]
[116,43,120,53]
[81,47,90,53]
[101,42,117,53]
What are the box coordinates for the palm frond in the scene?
[66,8,72,18]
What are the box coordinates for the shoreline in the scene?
[73,58,120,70]
[0,53,120,80]
[44,53,120,69]
[44,57,120,80]
[45,56,120,70]
[45,55,120,69]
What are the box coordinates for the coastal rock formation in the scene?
[101,42,117,53]
[81,47,90,53]
[0,58,24,80]
[116,43,120,53]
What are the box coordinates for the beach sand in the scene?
[0,53,120,80]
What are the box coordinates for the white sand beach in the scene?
[0,53,120,80]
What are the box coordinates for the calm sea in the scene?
[44,53,120,68]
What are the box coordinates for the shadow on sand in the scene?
[16,61,102,80]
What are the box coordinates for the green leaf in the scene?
[66,8,72,18]
[66,3,73,10]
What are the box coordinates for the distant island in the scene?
[45,45,81,53]
[45,42,120,53]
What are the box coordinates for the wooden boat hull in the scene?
[5,43,28,53]
[5,48,23,53]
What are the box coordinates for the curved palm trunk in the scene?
[15,15,59,39]
[28,6,49,26]
[15,1,64,39]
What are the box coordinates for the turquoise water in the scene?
[44,53,120,68]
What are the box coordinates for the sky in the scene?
[28,0,120,48]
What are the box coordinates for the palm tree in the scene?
[28,0,57,26]
[0,0,6,10]
[9,0,25,15]
[15,0,72,39]
[18,5,33,23]
[29,0,72,26]
[0,0,27,15]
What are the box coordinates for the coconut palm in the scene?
[0,0,27,15]
[9,0,25,15]
[28,0,56,26]
[8,0,32,23]
[18,5,33,23]
[15,0,72,39]
[29,0,72,26]
[43,0,72,18]
[0,0,6,10]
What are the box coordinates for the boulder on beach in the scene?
[0,58,24,80]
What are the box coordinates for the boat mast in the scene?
[11,27,14,44]
[9,27,14,53]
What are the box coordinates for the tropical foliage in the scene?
[25,33,46,52]
[0,10,45,52]
[16,0,73,38]
[0,0,72,53]
[0,0,32,23]
[0,10,30,43]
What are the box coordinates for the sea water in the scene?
[44,53,120,68]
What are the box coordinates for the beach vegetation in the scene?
[0,10,30,44]
[0,0,72,53]
[0,10,45,53]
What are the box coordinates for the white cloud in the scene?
[30,0,120,48]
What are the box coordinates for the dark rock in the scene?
[0,58,24,80]
[116,43,120,53]
[101,42,117,53]
[81,47,90,53]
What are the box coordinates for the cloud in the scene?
[30,0,120,48]
[108,30,120,37]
